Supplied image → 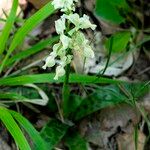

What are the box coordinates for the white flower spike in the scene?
[43,0,96,80]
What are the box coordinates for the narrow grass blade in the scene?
[0,107,31,150]
[0,0,18,55]
[10,110,48,150]
[6,36,59,67]
[0,73,124,86]
[0,2,55,73]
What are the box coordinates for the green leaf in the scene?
[0,92,26,100]
[40,119,69,150]
[0,0,18,55]
[119,82,150,101]
[74,85,126,120]
[0,107,31,150]
[5,86,57,112]
[6,36,59,67]
[95,0,129,24]
[64,94,84,118]
[65,130,88,150]
[105,31,131,53]
[0,91,44,104]
[10,110,48,150]
[0,84,49,106]
[0,74,124,86]
[74,83,149,120]
[0,2,55,73]
[2,73,124,85]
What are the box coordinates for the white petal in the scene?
[83,45,95,58]
[53,43,61,52]
[80,14,97,30]
[52,0,76,12]
[52,0,63,9]
[60,55,73,66]
[54,65,66,80]
[60,34,71,49]
[67,13,80,27]
[42,55,56,69]
[55,18,66,34]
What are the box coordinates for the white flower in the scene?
[52,0,78,12]
[55,18,66,35]
[60,34,71,50]
[80,15,97,30]
[83,45,95,58]
[44,0,96,80]
[60,55,73,66]
[42,54,56,69]
[53,43,61,53]
[66,13,80,27]
[71,32,95,58]
[66,13,96,35]
[52,0,64,10]
[54,65,66,80]
[66,55,73,64]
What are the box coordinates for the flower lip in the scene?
[54,65,66,80]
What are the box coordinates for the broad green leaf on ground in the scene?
[95,0,129,24]
[0,74,124,86]
[65,130,88,150]
[0,107,31,150]
[74,85,126,120]
[105,31,131,53]
[10,110,48,150]
[0,0,18,55]
[74,83,149,120]
[118,82,150,102]
[0,2,55,73]
[5,86,57,112]
[40,119,69,150]
[6,36,59,67]
[0,92,26,100]
[0,84,49,105]
[63,94,84,118]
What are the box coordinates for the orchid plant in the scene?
[42,0,96,80]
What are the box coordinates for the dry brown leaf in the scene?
[117,131,146,150]
[141,92,150,114]
[99,104,140,131]
[0,0,22,29]
[27,0,51,9]
[0,137,11,150]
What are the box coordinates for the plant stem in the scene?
[62,61,71,118]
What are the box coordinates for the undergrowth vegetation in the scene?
[0,0,149,150]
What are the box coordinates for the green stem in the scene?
[62,63,71,118]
